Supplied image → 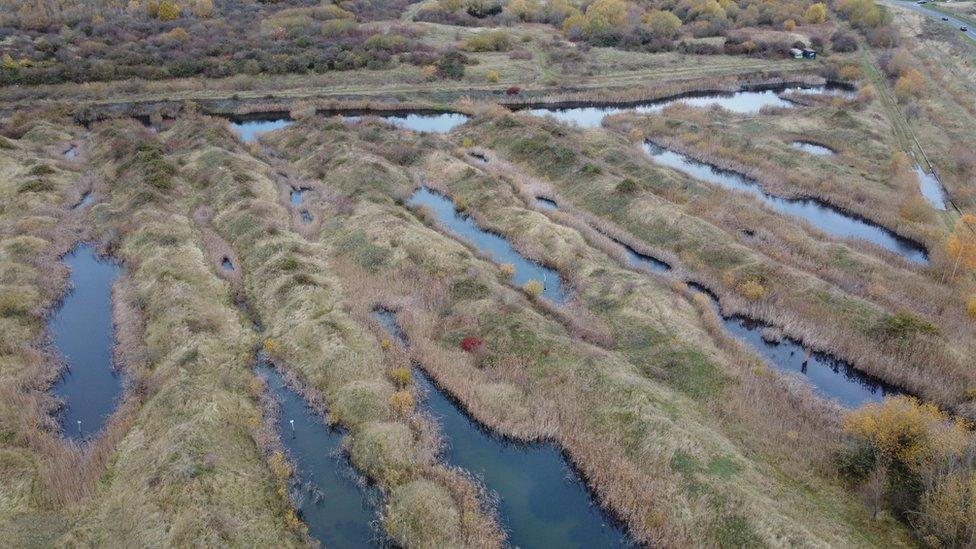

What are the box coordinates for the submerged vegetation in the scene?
[1,0,976,545]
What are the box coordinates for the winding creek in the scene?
[524,84,855,128]
[228,83,855,143]
[643,142,929,264]
[230,112,469,143]
[535,200,900,407]
[49,244,122,440]
[407,187,567,304]
[254,361,382,546]
[371,310,633,548]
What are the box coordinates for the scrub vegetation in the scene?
[2,0,976,546]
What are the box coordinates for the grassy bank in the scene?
[259,116,910,546]
[161,117,503,547]
[458,110,975,414]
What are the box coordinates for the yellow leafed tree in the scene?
[945,215,976,279]
[805,2,827,24]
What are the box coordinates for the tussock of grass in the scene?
[261,117,911,547]
[459,111,976,414]
[169,117,503,547]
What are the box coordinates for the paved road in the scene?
[889,0,976,41]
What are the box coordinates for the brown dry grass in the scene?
[458,111,976,414]
[257,115,911,547]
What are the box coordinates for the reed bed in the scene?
[455,111,976,414]
[259,116,907,547]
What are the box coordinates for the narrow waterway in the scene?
[539,200,901,407]
[372,310,633,548]
[73,191,93,209]
[407,187,567,304]
[791,141,835,155]
[914,165,947,211]
[643,143,928,264]
[526,84,854,128]
[534,197,558,210]
[49,244,122,440]
[232,118,292,143]
[230,112,469,143]
[254,361,381,547]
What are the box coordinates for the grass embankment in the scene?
[47,120,303,545]
[165,118,502,547]
[458,111,976,414]
[260,116,910,547]
[0,116,305,544]
[0,119,96,544]
[630,101,947,244]
[0,55,822,125]
[862,7,976,210]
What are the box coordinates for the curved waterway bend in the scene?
[791,141,835,156]
[407,187,567,304]
[526,84,854,128]
[254,361,381,547]
[643,143,929,264]
[371,310,633,548]
[230,112,469,143]
[537,202,900,407]
[49,244,122,440]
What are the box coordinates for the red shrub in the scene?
[505,86,521,96]
[459,337,484,353]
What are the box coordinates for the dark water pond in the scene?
[255,361,381,547]
[407,187,567,304]
[643,143,928,264]
[688,284,901,407]
[371,310,633,548]
[49,244,122,440]
[526,84,854,128]
[221,257,234,271]
[791,141,834,155]
[914,165,947,211]
[618,240,672,273]
[230,112,469,143]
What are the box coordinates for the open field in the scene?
[2,0,976,546]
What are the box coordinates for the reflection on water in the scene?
[643,143,928,264]
[407,187,567,304]
[534,197,558,210]
[535,195,902,406]
[290,188,306,205]
[49,244,122,440]
[372,310,633,548]
[688,285,901,407]
[791,141,834,156]
[230,112,469,143]
[527,84,854,128]
[255,362,381,547]
[914,165,947,211]
[231,119,292,143]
